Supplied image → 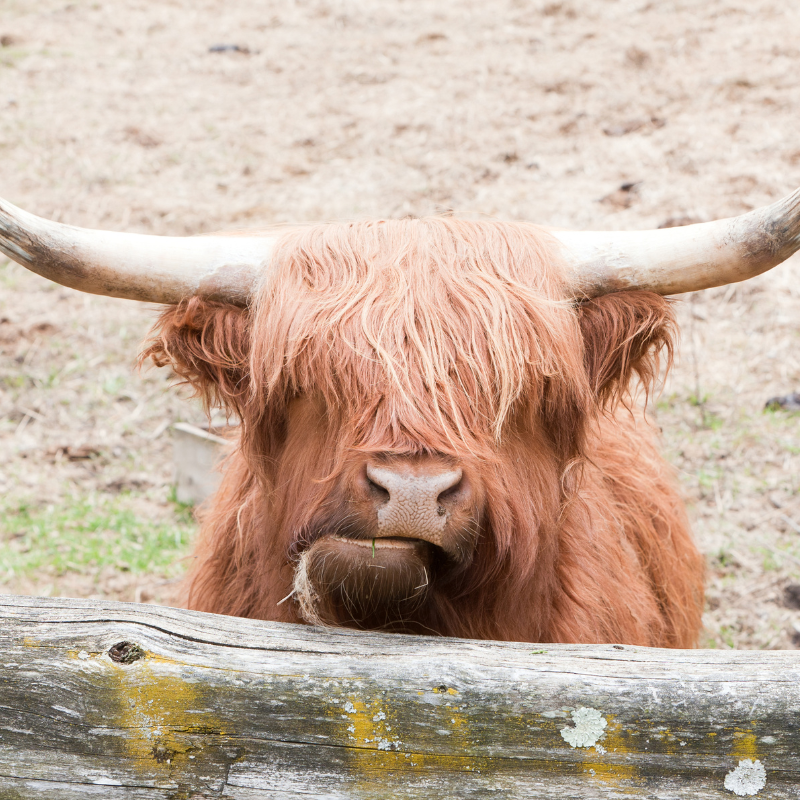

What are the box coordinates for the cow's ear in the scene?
[140,298,251,416]
[577,290,675,407]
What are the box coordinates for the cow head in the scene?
[1,188,798,638]
[141,221,678,635]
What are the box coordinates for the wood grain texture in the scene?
[0,595,798,799]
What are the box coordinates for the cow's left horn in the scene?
[0,197,273,305]
[553,186,800,297]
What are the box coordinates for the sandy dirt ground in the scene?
[0,0,799,648]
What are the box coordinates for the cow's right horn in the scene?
[554,186,800,297]
[0,197,273,306]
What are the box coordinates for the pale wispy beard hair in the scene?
[291,549,329,627]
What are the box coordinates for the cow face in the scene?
[143,218,675,636]
[277,394,486,628]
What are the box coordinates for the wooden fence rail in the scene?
[1,595,799,798]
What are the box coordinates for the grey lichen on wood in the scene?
[1,596,800,798]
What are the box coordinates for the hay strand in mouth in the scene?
[276,589,296,606]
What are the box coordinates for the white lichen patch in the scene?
[724,759,767,796]
[377,737,401,750]
[343,701,356,714]
[560,707,607,748]
[372,712,386,722]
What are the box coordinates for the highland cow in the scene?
[1,188,799,646]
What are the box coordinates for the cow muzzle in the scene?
[292,458,480,628]
[364,462,468,554]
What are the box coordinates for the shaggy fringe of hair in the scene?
[250,217,584,454]
[143,217,704,647]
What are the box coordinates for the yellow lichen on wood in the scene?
[580,714,637,787]
[333,693,406,795]
[732,729,759,763]
[104,651,225,772]
[327,684,489,791]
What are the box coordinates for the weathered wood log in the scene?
[0,595,798,798]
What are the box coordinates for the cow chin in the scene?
[293,536,434,630]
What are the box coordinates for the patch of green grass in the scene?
[696,466,723,496]
[0,258,22,289]
[688,392,709,407]
[0,374,27,389]
[655,392,679,412]
[718,625,737,649]
[764,403,800,420]
[0,47,28,69]
[754,546,779,573]
[702,411,724,431]
[166,484,196,522]
[0,492,196,580]
[102,375,126,396]
[712,548,736,570]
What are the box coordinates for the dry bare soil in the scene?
[0,0,799,648]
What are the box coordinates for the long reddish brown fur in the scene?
[141,218,704,647]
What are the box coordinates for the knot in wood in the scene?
[108,641,145,664]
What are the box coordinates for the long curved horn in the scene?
[553,186,800,297]
[0,197,273,305]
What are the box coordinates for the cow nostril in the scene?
[436,472,465,507]
[365,473,390,504]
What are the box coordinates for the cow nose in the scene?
[364,463,465,545]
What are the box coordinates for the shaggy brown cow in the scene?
[143,222,701,646]
[1,189,799,646]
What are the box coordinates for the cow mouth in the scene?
[292,533,436,629]
[329,535,432,554]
